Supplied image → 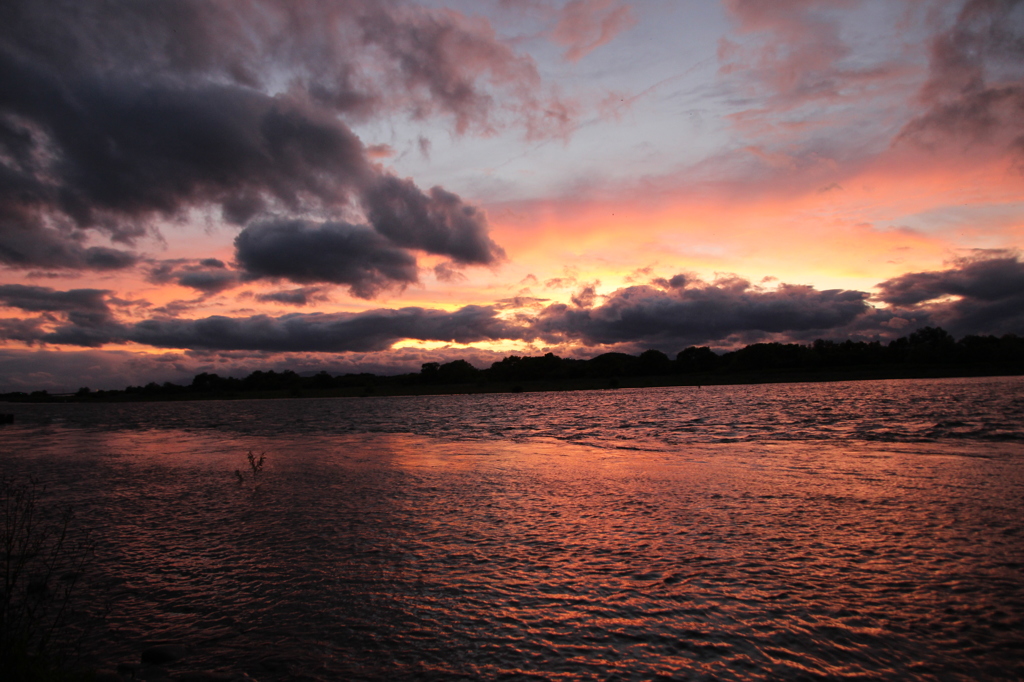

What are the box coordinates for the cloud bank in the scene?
[5,256,1021,359]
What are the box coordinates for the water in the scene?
[2,377,1023,680]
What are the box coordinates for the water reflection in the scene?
[3,421,1023,679]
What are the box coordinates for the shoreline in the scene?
[5,363,1021,403]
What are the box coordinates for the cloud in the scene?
[876,252,1024,305]
[136,306,522,352]
[234,219,419,299]
[0,0,555,278]
[716,0,923,163]
[720,0,871,105]
[0,276,528,350]
[6,259,1022,360]
[0,284,110,315]
[533,277,870,348]
[0,49,370,230]
[147,259,243,295]
[551,0,636,63]
[0,224,139,271]
[544,276,577,289]
[26,305,524,353]
[359,4,576,138]
[361,175,505,265]
[433,262,468,283]
[0,283,114,332]
[254,287,328,307]
[898,0,1024,156]
[875,252,1024,336]
[571,284,598,308]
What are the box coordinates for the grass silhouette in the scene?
[1,477,94,681]
[235,451,266,488]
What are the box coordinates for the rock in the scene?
[141,644,187,665]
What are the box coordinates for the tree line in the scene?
[5,327,1023,401]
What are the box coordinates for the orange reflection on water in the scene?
[2,386,1022,679]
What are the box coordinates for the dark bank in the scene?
[5,326,1024,403]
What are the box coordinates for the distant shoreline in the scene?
[5,363,1021,403]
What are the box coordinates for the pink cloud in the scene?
[898,0,1024,159]
[719,0,917,108]
[363,5,579,139]
[551,0,636,62]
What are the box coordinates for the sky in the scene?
[1,0,1023,392]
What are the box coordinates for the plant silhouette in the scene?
[235,451,266,488]
[1,476,94,679]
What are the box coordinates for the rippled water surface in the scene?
[2,377,1023,680]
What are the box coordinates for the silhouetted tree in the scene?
[906,326,957,364]
[587,352,639,378]
[420,362,441,383]
[676,346,719,373]
[437,359,480,384]
[310,371,335,389]
[638,349,672,375]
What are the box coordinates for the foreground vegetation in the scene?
[1,477,95,681]
[4,327,1023,402]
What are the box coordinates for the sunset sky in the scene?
[2,0,1023,391]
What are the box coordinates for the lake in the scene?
[2,376,1023,680]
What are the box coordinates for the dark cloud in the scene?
[82,247,140,270]
[0,316,47,346]
[234,219,418,298]
[875,253,1024,336]
[0,0,568,129]
[0,48,371,230]
[0,0,542,278]
[362,176,505,265]
[0,283,113,333]
[570,285,597,308]
[876,253,1024,305]
[899,0,1024,154]
[254,287,328,307]
[650,274,688,290]
[433,262,468,283]
[492,296,549,311]
[0,224,139,271]
[148,259,243,295]
[29,305,525,353]
[534,278,870,348]
[6,259,1022,359]
[0,284,110,314]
